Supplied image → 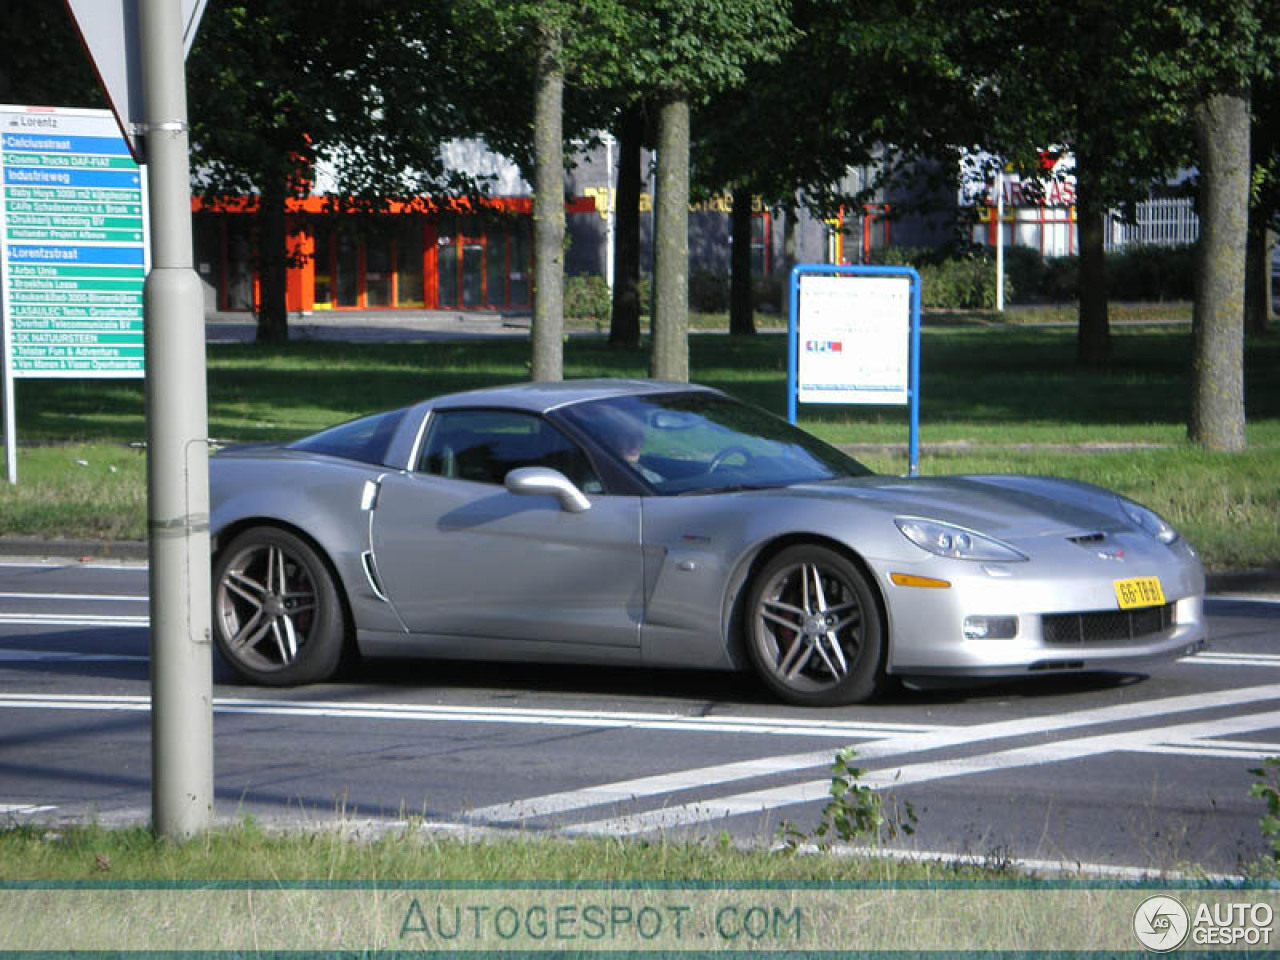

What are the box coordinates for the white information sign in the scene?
[796,273,911,404]
[0,105,147,379]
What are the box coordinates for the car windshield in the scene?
[557,391,872,495]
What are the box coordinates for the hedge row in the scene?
[869,243,1196,308]
[563,243,1196,317]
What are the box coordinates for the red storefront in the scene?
[194,194,596,314]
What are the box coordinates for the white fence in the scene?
[1105,196,1199,249]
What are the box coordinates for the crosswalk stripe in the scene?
[564,708,1280,836]
[472,684,1280,826]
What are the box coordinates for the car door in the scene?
[369,408,644,648]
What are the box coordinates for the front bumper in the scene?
[876,537,1207,677]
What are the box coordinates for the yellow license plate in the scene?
[1114,576,1165,610]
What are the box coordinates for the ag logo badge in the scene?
[1133,895,1190,952]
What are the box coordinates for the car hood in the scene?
[784,473,1135,541]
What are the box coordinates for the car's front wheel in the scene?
[744,544,886,706]
[212,526,346,686]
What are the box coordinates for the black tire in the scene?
[744,544,886,706]
[212,526,346,686]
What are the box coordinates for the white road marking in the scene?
[0,614,149,627]
[0,649,148,663]
[469,683,1280,823]
[565,708,1280,836]
[0,560,146,571]
[0,592,147,603]
[0,804,55,816]
[1182,652,1280,668]
[0,692,939,739]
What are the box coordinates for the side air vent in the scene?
[361,550,390,603]
[1067,532,1106,546]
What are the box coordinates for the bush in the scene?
[564,274,611,324]
[867,246,1011,310]
[689,270,730,313]
[1002,246,1047,303]
[754,272,784,313]
[689,270,784,315]
[1040,257,1079,302]
[1105,243,1196,301]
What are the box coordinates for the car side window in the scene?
[417,409,603,494]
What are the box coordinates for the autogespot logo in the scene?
[1133,895,1190,952]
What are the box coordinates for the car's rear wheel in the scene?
[212,526,345,686]
[745,544,886,706]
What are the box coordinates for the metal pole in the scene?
[995,169,1005,313]
[139,0,213,838]
[2,314,14,484]
[603,132,615,292]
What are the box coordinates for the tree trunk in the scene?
[729,187,756,336]
[530,22,564,382]
[1074,165,1110,366]
[650,97,689,381]
[1189,93,1249,452]
[255,176,289,344]
[608,104,643,349]
[1244,214,1272,335]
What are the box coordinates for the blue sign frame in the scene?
[787,264,922,476]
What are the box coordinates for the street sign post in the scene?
[63,0,208,162]
[62,0,214,839]
[787,264,922,476]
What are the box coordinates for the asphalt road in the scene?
[2,556,1279,877]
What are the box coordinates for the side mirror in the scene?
[504,467,591,513]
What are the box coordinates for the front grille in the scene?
[1042,603,1175,645]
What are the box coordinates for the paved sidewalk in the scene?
[206,309,532,344]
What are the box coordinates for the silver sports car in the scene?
[209,379,1206,706]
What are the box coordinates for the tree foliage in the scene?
[186,0,465,342]
[0,3,104,108]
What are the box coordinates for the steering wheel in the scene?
[708,445,753,473]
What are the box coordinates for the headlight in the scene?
[895,517,1028,562]
[1119,498,1179,544]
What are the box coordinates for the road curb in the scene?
[0,537,148,562]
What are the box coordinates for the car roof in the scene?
[429,378,720,414]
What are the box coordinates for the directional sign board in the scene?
[0,105,148,379]
[796,273,912,405]
[787,264,922,476]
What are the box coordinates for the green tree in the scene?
[186,1,463,343]
[1244,22,1280,335]
[1163,1,1277,451]
[911,0,1187,366]
[450,0,637,375]
[616,0,792,380]
[607,103,648,349]
[692,0,924,337]
[531,20,566,382]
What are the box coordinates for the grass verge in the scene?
[0,822,993,883]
